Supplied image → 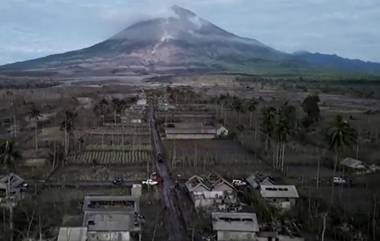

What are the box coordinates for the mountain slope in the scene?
[293,51,380,75]
[1,5,379,76]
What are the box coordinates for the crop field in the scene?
[50,165,148,181]
[164,139,273,178]
[66,150,152,165]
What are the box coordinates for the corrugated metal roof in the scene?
[57,227,87,241]
[212,212,259,232]
[260,185,299,198]
[341,157,366,169]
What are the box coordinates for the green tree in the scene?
[231,97,246,125]
[93,98,109,126]
[327,115,357,205]
[0,140,21,170]
[274,106,291,171]
[302,95,320,126]
[60,111,77,156]
[111,98,126,124]
[247,98,258,130]
[260,107,276,152]
[28,104,41,152]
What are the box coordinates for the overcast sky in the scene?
[0,0,379,65]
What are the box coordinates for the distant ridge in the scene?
[1,5,380,77]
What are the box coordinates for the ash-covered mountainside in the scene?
[1,5,380,76]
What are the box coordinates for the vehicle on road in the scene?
[232,179,247,186]
[112,177,124,185]
[142,179,158,186]
[333,177,347,184]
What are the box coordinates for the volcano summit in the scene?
[1,5,380,76]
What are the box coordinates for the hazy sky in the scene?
[0,0,379,65]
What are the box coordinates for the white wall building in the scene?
[212,212,260,241]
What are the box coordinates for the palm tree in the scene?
[231,97,246,126]
[6,91,17,138]
[247,98,258,130]
[28,104,41,152]
[93,98,109,126]
[0,140,20,170]
[275,102,295,171]
[260,107,276,153]
[112,98,126,124]
[327,115,357,205]
[60,111,77,156]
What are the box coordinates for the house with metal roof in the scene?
[0,173,27,203]
[212,212,260,241]
[186,175,237,209]
[340,157,367,170]
[260,185,299,210]
[164,122,218,139]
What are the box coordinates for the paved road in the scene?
[149,107,191,241]
[25,179,142,188]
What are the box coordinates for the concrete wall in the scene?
[217,230,256,241]
[87,231,130,241]
[165,133,216,140]
[266,198,296,210]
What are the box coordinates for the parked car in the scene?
[142,179,158,186]
[232,179,247,186]
[112,177,124,185]
[333,177,347,184]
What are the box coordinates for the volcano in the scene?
[1,5,380,76]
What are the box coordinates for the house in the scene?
[57,227,87,241]
[165,122,217,139]
[57,195,143,241]
[246,174,275,189]
[0,173,27,203]
[212,212,260,241]
[260,185,299,210]
[340,157,367,170]
[82,195,143,241]
[186,175,237,209]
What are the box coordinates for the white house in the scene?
[260,185,299,210]
[212,212,260,241]
[186,175,236,209]
[340,157,367,170]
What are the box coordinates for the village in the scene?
[1,80,380,241]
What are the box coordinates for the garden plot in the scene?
[67,150,152,165]
[164,139,270,173]
[50,165,147,182]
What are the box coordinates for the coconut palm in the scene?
[111,98,126,124]
[93,98,109,126]
[327,115,357,204]
[247,98,258,130]
[260,106,276,152]
[60,111,77,156]
[0,140,21,169]
[274,102,296,171]
[274,110,290,171]
[28,104,41,151]
[231,97,246,125]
